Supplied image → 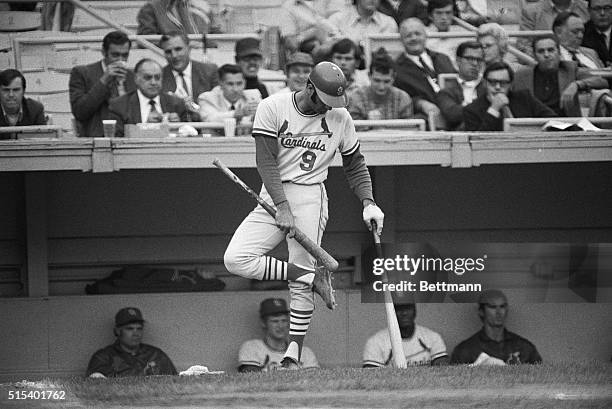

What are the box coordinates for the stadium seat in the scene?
[24,72,70,94]
[31,92,71,114]
[0,11,41,32]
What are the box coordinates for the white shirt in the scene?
[559,45,600,69]
[197,85,250,122]
[405,52,440,93]
[363,325,448,367]
[461,78,480,106]
[172,61,193,98]
[137,89,162,123]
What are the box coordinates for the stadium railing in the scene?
[504,116,612,132]
[0,125,64,139]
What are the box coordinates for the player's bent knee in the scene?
[224,250,257,279]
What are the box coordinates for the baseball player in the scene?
[238,298,319,372]
[225,61,384,369]
[363,300,449,367]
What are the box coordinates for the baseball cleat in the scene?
[312,265,336,310]
[279,356,301,370]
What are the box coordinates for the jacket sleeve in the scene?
[436,88,463,128]
[575,68,608,90]
[69,66,111,121]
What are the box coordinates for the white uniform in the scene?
[238,339,319,371]
[224,92,360,325]
[363,325,448,367]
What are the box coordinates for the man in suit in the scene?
[519,0,589,56]
[69,31,136,137]
[514,34,608,116]
[554,11,605,68]
[160,32,218,121]
[436,41,486,130]
[394,18,456,128]
[464,62,556,131]
[582,0,612,66]
[108,59,188,137]
[0,69,46,139]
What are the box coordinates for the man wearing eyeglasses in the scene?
[436,41,486,130]
[582,0,612,66]
[450,290,542,365]
[108,59,188,137]
[463,61,556,131]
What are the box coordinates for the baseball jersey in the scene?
[363,325,448,367]
[252,92,360,185]
[238,339,319,371]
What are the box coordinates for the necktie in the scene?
[148,99,158,122]
[418,56,436,79]
[116,79,126,96]
[570,51,585,67]
[178,72,189,97]
[230,104,235,110]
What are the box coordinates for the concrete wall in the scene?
[0,292,610,381]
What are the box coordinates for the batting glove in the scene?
[363,203,384,235]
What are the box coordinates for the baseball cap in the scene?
[286,52,314,69]
[235,37,262,59]
[115,307,145,327]
[477,289,508,305]
[259,298,289,318]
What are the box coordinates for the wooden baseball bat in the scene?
[372,222,407,368]
[213,159,339,272]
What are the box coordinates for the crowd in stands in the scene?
[84,289,542,376]
[1,0,612,136]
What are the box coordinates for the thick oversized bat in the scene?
[372,222,407,368]
[213,159,339,272]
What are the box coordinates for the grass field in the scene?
[1,362,611,408]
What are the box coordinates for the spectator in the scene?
[277,52,315,93]
[363,299,449,367]
[108,59,188,137]
[41,2,75,32]
[198,64,258,126]
[394,18,456,128]
[519,0,589,56]
[451,290,543,365]
[327,0,399,48]
[234,37,269,99]
[137,0,221,36]
[86,307,177,377]
[70,31,136,138]
[330,38,370,93]
[378,0,428,26]
[476,23,522,71]
[278,0,345,53]
[426,0,468,66]
[436,41,486,130]
[347,50,414,120]
[463,61,556,131]
[160,32,219,121]
[238,298,319,372]
[514,34,608,116]
[0,69,46,139]
[554,11,606,68]
[582,0,612,66]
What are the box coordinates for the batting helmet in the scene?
[308,61,348,108]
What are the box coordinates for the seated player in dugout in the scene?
[451,289,543,365]
[238,298,319,372]
[86,307,177,377]
[363,296,449,367]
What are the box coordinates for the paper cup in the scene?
[102,119,117,138]
[223,117,237,137]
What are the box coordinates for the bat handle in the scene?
[371,221,381,245]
